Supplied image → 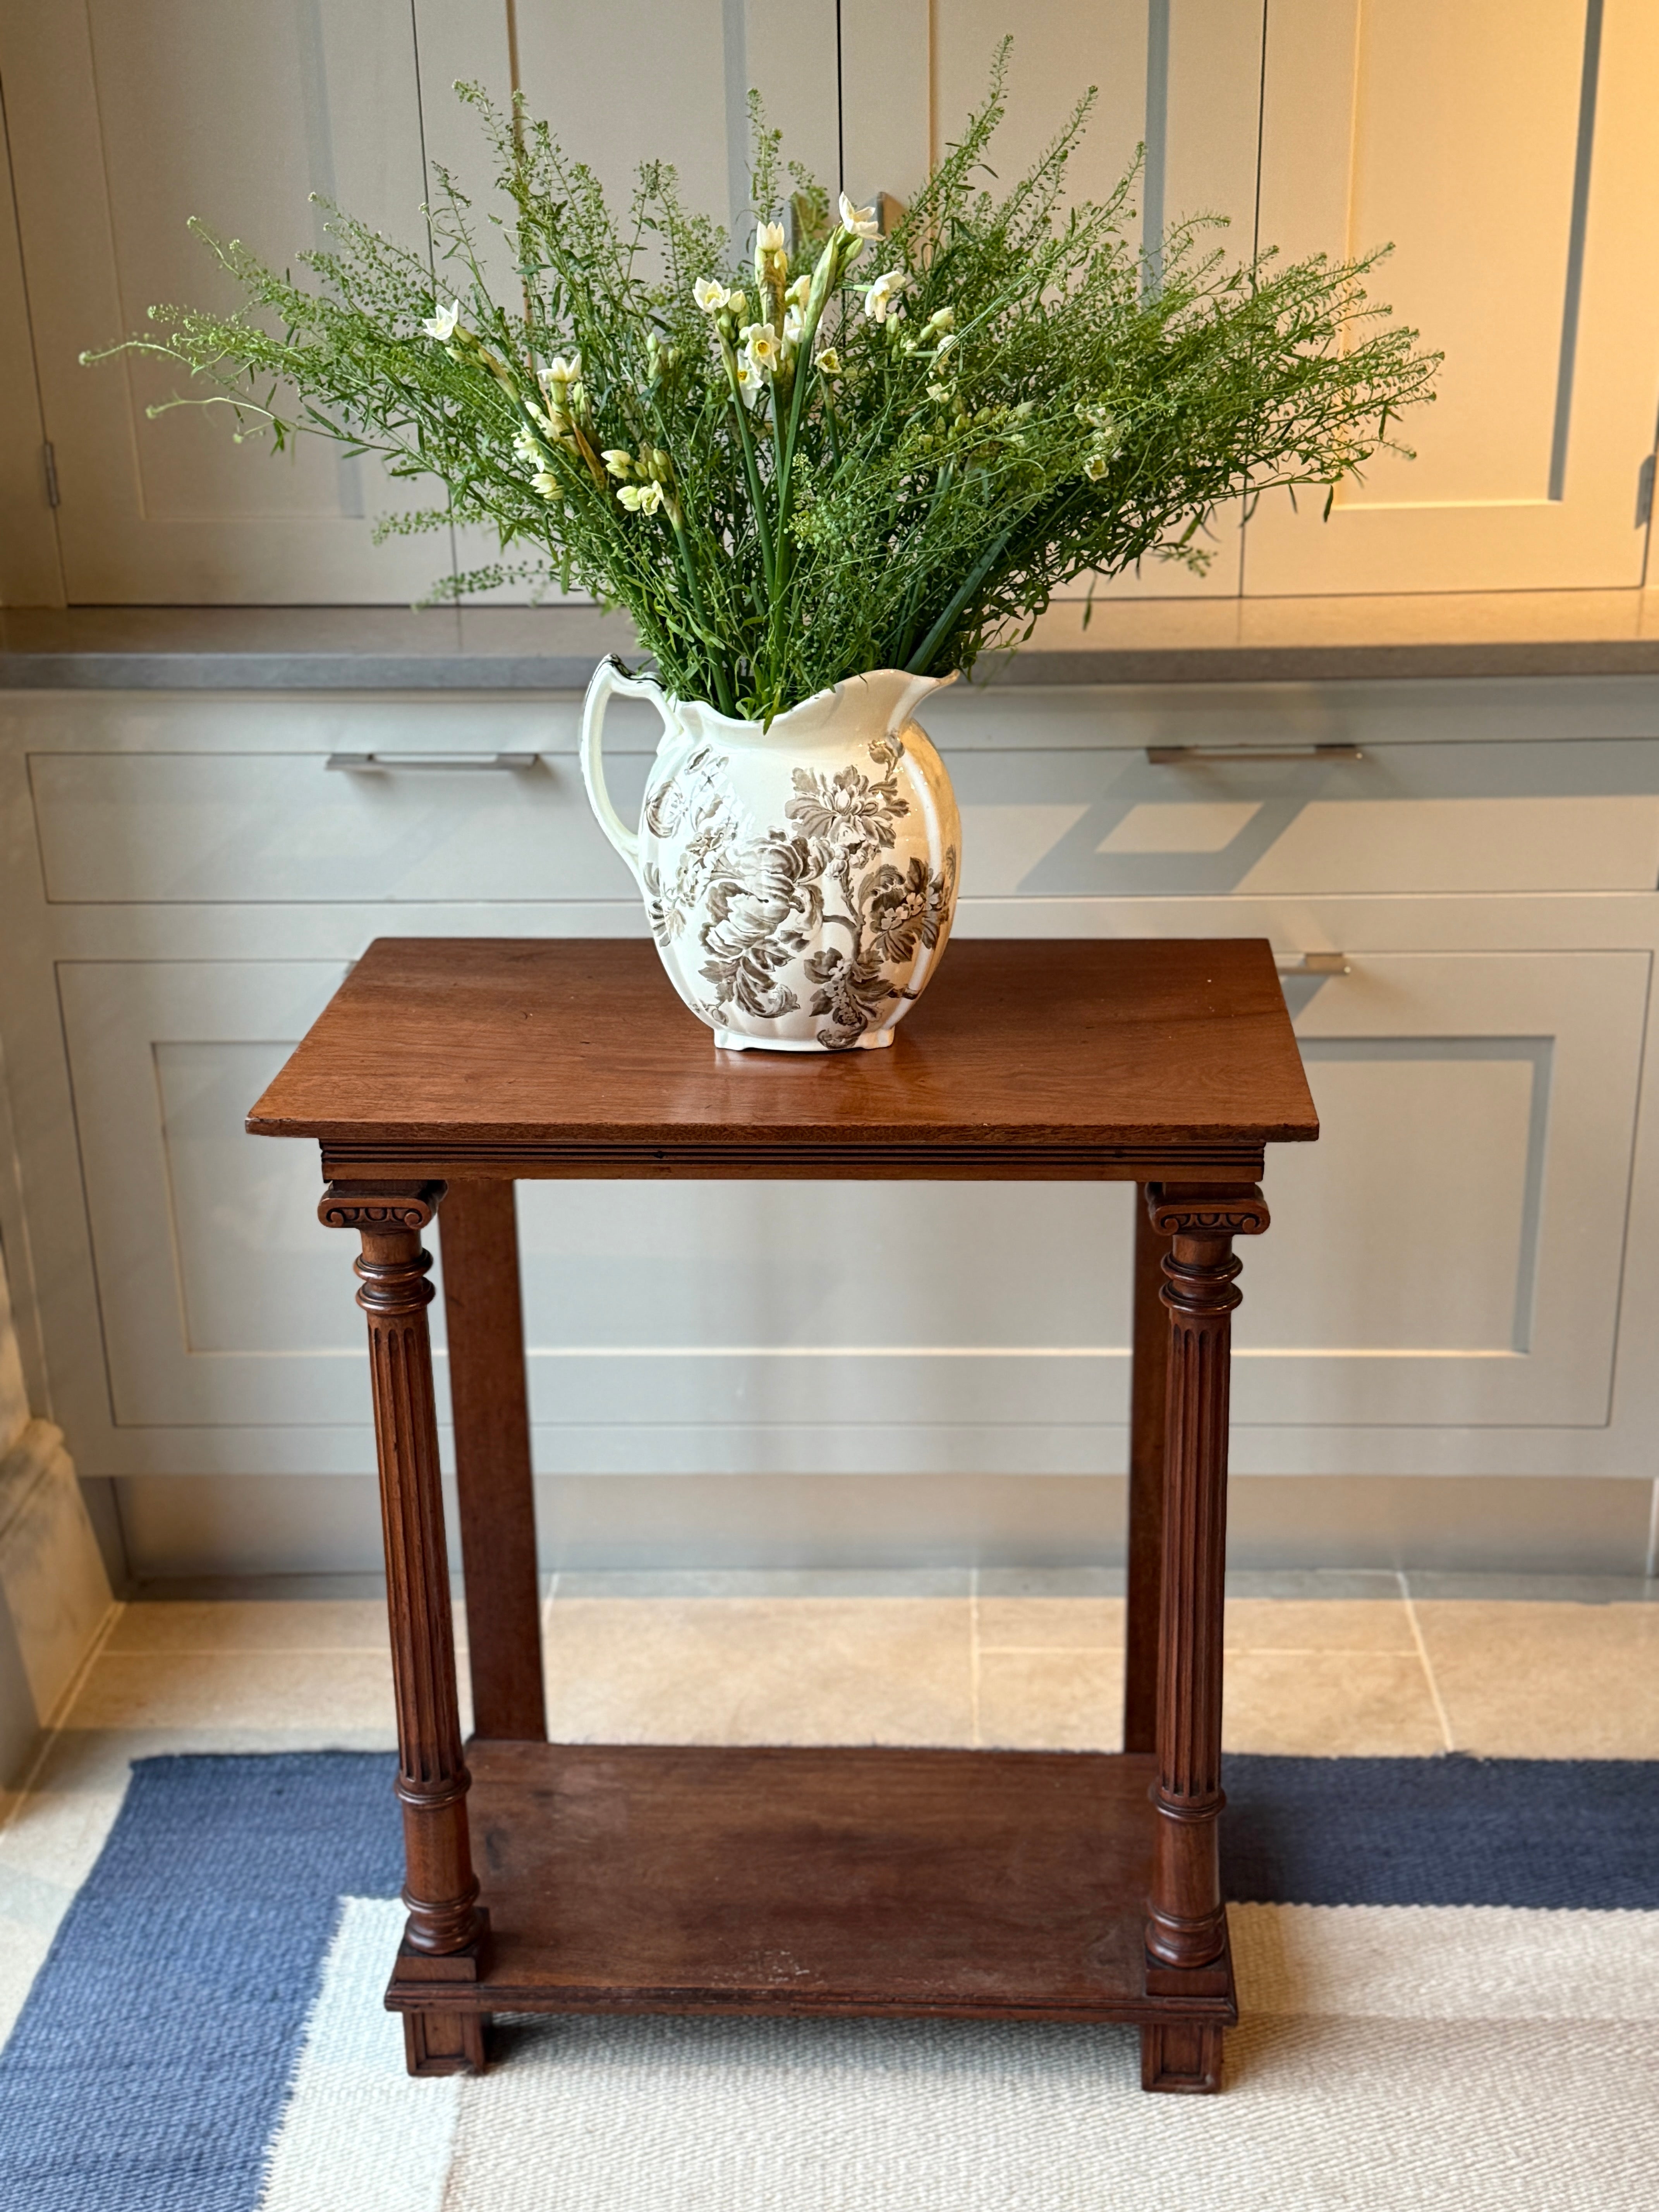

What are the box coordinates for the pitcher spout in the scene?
[838,667,958,737]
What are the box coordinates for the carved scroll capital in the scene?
[319,1181,447,1232]
[1145,1182,1269,1239]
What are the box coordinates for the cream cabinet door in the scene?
[0,0,838,605]
[1234,950,1650,1435]
[0,0,498,603]
[856,0,1264,603]
[48,939,1652,1481]
[1245,0,1659,594]
[52,957,1136,1474]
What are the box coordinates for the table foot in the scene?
[403,2009,489,2076]
[1140,2021,1224,2094]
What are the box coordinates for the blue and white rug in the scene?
[2,1752,1657,2210]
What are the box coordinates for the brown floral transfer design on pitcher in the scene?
[642,726,957,1048]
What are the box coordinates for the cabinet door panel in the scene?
[0,0,481,603]
[57,962,354,1427]
[54,958,1133,1451]
[53,942,1647,1475]
[883,0,1261,605]
[1247,0,1659,592]
[1233,951,1650,1426]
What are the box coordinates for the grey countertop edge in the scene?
[5,639,1659,690]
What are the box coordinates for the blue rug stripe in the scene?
[1221,1752,1659,1909]
[0,1753,401,2212]
[3,1749,1658,2210]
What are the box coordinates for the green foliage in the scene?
[89,44,1438,721]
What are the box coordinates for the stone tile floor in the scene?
[2,1568,1655,2044]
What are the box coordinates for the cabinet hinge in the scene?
[41,440,60,510]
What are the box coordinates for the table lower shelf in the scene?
[385,1741,1237,2028]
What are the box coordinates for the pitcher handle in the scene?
[579,656,672,889]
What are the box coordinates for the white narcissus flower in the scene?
[531,469,560,498]
[926,307,955,333]
[756,221,787,254]
[742,323,781,376]
[1085,453,1109,481]
[541,354,582,387]
[600,449,634,479]
[863,270,907,324]
[512,427,541,465]
[421,300,461,342]
[785,275,811,309]
[838,192,881,240]
[813,347,842,376]
[618,481,665,514]
[694,277,730,314]
[926,382,951,402]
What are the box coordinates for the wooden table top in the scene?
[248,936,1318,1182]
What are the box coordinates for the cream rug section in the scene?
[272,1902,1659,2212]
[259,1898,457,2212]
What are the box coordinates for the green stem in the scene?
[893,458,957,664]
[903,521,1017,675]
[668,507,737,716]
[763,253,843,697]
[906,480,1093,676]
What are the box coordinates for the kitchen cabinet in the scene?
[4,2,1654,606]
[7,677,1659,1571]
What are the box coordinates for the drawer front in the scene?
[29,743,651,905]
[24,687,1659,905]
[947,740,1659,898]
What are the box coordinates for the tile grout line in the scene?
[969,1566,982,1749]
[98,1646,413,1659]
[974,1642,1412,1658]
[1398,1572,1457,1751]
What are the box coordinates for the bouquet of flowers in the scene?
[94,45,1436,727]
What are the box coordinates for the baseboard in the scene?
[112,1470,1659,1581]
[0,1419,116,1783]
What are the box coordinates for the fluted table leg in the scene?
[1138,1181,1269,2095]
[320,1180,489,2076]
[1123,1188,1171,1755]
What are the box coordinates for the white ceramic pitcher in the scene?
[580,659,961,1051]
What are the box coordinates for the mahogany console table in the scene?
[248,936,1317,2094]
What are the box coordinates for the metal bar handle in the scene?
[1146,743,1363,764]
[325,752,541,772]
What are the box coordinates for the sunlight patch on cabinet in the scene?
[1096,801,1264,855]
